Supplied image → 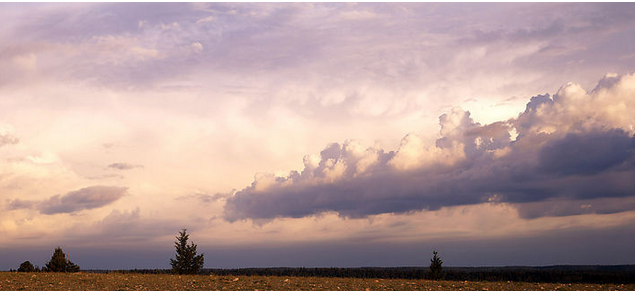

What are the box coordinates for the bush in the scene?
[18,261,36,272]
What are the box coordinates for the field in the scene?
[1,272,634,291]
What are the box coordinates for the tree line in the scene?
[15,230,633,284]
[11,229,444,279]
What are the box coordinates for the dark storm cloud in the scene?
[224,73,635,222]
[538,130,635,176]
[108,163,143,170]
[224,144,635,221]
[8,186,127,214]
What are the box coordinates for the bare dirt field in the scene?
[1,272,633,291]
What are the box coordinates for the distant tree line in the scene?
[440,265,635,284]
[11,231,635,285]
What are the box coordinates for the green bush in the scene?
[17,261,36,272]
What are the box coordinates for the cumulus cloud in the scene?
[8,186,127,215]
[224,72,635,222]
[108,163,144,170]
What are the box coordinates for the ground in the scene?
[0,272,633,290]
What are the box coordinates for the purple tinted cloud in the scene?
[3,3,635,94]
[108,163,143,170]
[538,130,635,176]
[224,73,635,222]
[177,192,232,204]
[8,186,127,215]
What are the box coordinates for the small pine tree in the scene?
[170,229,204,274]
[429,250,443,280]
[18,261,35,272]
[45,247,80,272]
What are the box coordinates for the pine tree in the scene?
[45,247,80,272]
[429,250,443,280]
[170,229,204,274]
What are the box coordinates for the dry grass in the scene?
[1,272,633,290]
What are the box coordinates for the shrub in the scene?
[18,261,36,272]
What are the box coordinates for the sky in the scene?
[1,3,635,270]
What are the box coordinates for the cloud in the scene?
[84,207,179,243]
[41,207,184,248]
[8,186,127,215]
[337,10,379,21]
[86,174,125,180]
[177,192,232,203]
[516,197,635,219]
[87,34,163,63]
[12,53,38,71]
[224,72,635,222]
[196,15,215,24]
[0,133,19,147]
[107,163,143,170]
[538,130,634,176]
[190,42,204,53]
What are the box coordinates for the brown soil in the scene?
[1,272,633,291]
